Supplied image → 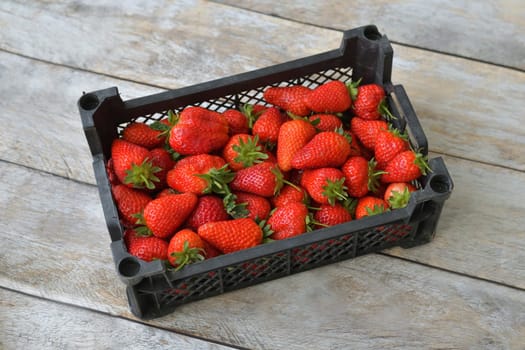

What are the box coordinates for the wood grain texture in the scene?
[0,0,341,88]
[1,1,524,172]
[0,288,236,350]
[384,153,525,287]
[0,160,524,349]
[0,51,162,185]
[215,0,525,70]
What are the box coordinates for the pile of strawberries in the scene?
[108,79,430,270]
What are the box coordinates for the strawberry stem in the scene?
[322,178,349,206]
[346,78,361,101]
[379,99,396,120]
[124,158,161,190]
[232,135,269,168]
[171,241,205,271]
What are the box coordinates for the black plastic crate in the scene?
[78,25,453,320]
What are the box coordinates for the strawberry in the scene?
[351,83,390,120]
[169,106,229,155]
[350,117,389,150]
[381,150,431,183]
[122,121,164,149]
[291,130,351,169]
[167,229,205,269]
[355,196,389,220]
[112,184,152,227]
[198,218,263,254]
[230,161,284,197]
[234,191,271,221]
[123,228,141,248]
[272,184,308,207]
[263,85,311,116]
[252,107,287,145]
[240,103,266,129]
[341,156,383,198]
[304,80,352,113]
[309,113,343,132]
[276,119,316,172]
[185,195,230,231]
[384,182,416,209]
[348,130,364,157]
[222,134,268,171]
[201,239,222,259]
[222,109,250,135]
[156,188,179,197]
[111,139,161,190]
[105,158,119,186]
[148,147,176,190]
[300,167,348,206]
[127,234,169,262]
[268,202,310,240]
[166,154,229,195]
[313,203,352,228]
[141,192,198,239]
[374,127,409,169]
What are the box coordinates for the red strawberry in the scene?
[198,218,263,254]
[381,150,431,183]
[230,161,284,197]
[202,239,222,259]
[240,104,266,129]
[314,203,352,228]
[148,147,176,190]
[142,192,198,239]
[304,80,352,113]
[122,122,164,149]
[123,228,141,247]
[222,134,268,171]
[291,130,351,169]
[105,158,119,186]
[156,188,179,197]
[374,127,409,169]
[222,109,250,135]
[185,195,230,231]
[263,85,312,116]
[272,184,308,207]
[252,107,287,145]
[167,229,205,269]
[350,117,389,150]
[341,156,383,198]
[348,130,364,157]
[127,234,168,262]
[234,191,271,221]
[351,83,388,120]
[112,184,152,227]
[355,196,389,220]
[384,182,416,209]
[111,139,161,190]
[166,154,229,195]
[309,113,343,132]
[268,202,310,240]
[276,119,317,172]
[169,106,229,155]
[300,167,348,206]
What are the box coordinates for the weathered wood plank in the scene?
[0,51,163,185]
[1,160,525,349]
[1,2,524,171]
[0,0,341,88]
[385,153,525,286]
[0,288,236,350]
[214,0,525,70]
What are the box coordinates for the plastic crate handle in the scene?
[388,85,429,155]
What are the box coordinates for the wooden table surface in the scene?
[1,1,524,349]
